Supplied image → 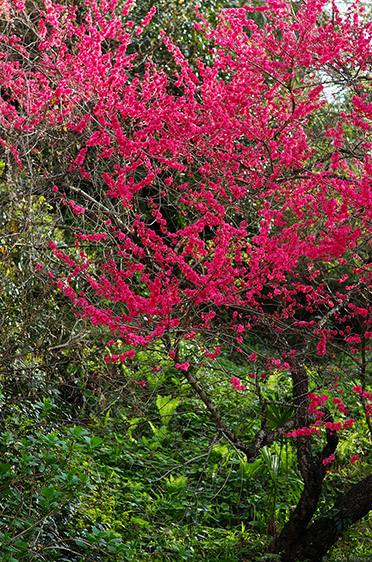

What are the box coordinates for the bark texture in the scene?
[273,475,372,562]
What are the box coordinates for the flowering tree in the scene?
[2,0,372,559]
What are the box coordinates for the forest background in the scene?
[2,0,372,560]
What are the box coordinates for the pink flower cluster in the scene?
[230,376,246,392]
[285,427,320,438]
[308,393,328,414]
[175,362,189,371]
[105,349,136,363]
[322,455,335,467]
[134,380,146,387]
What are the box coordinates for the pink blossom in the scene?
[322,455,335,467]
[317,335,326,356]
[175,362,189,371]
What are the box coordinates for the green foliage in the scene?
[2,337,372,562]
[156,394,182,426]
[326,514,372,561]
[0,395,128,561]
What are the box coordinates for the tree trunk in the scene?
[273,475,372,562]
[271,360,336,558]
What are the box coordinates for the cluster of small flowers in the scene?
[324,421,342,432]
[230,376,246,391]
[68,200,85,215]
[134,380,146,387]
[76,232,108,242]
[204,347,221,360]
[317,335,327,356]
[333,397,348,414]
[322,454,335,466]
[104,349,136,363]
[183,331,197,340]
[175,362,189,371]
[266,356,290,372]
[285,426,320,438]
[352,386,372,416]
[308,392,328,414]
[352,386,372,400]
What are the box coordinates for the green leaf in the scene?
[89,436,103,448]
[156,394,181,426]
[165,474,188,490]
[41,485,56,500]
[212,443,230,458]
[70,426,85,437]
[0,462,11,476]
